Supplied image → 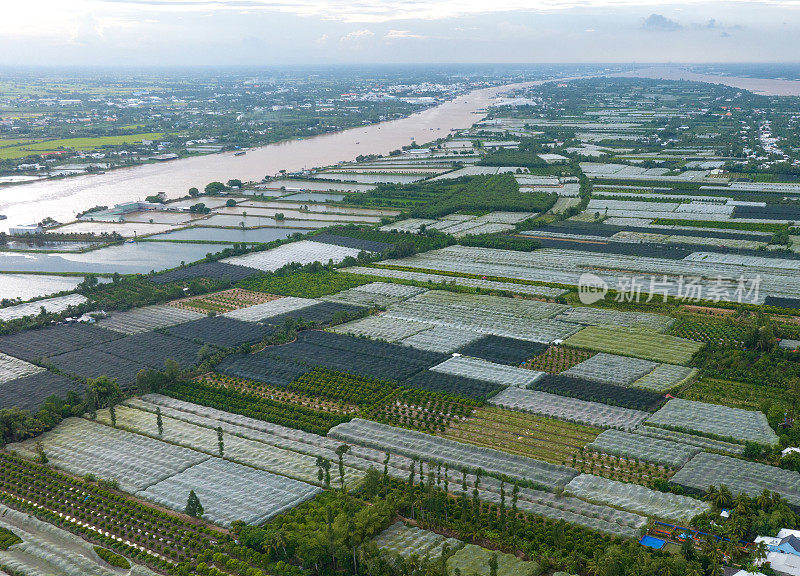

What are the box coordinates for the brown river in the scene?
[0,82,542,233]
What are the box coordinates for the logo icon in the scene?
[578,272,608,305]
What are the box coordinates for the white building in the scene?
[9,224,42,235]
[755,529,800,575]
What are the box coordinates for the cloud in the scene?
[315,33,328,43]
[341,29,374,42]
[385,29,422,39]
[642,13,682,31]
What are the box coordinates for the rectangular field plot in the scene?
[97,304,204,334]
[448,544,540,576]
[150,261,259,285]
[331,314,431,342]
[222,240,365,271]
[129,395,364,478]
[373,522,464,561]
[565,474,709,524]
[9,418,208,492]
[489,387,649,430]
[646,398,779,446]
[441,406,599,464]
[671,452,800,508]
[321,281,427,308]
[0,323,122,363]
[0,352,44,383]
[47,348,144,388]
[531,374,666,412]
[525,346,595,373]
[385,300,579,344]
[0,293,87,322]
[587,429,700,468]
[343,265,568,298]
[554,307,675,332]
[260,330,447,381]
[216,354,311,387]
[0,371,84,412]
[94,404,325,483]
[399,325,484,353]
[562,353,658,386]
[631,364,698,392]
[414,290,569,320]
[166,316,277,348]
[430,356,544,388]
[223,296,319,322]
[402,370,504,400]
[97,331,210,370]
[168,288,280,314]
[310,232,393,252]
[633,426,744,455]
[457,335,548,366]
[138,458,320,526]
[564,326,703,365]
[328,418,578,490]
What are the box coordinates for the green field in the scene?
[564,325,703,365]
[441,406,600,465]
[0,133,165,159]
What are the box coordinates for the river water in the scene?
[614,67,800,96]
[0,83,535,233]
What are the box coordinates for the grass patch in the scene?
[440,406,600,465]
[94,546,131,569]
[564,325,703,365]
[0,133,164,159]
[678,376,791,413]
[239,270,375,298]
[0,527,22,550]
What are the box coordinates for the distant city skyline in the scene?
[2,0,799,66]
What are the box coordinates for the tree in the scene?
[217,426,224,457]
[185,490,204,518]
[316,456,331,487]
[488,553,498,576]
[225,199,237,207]
[109,404,117,427]
[336,444,350,491]
[204,181,227,195]
[227,179,242,188]
[188,187,199,197]
[156,407,163,437]
[35,441,48,464]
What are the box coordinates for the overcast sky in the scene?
[2,0,799,66]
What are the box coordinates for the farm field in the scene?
[564,326,703,365]
[489,386,649,429]
[168,288,280,314]
[97,304,204,334]
[587,429,700,468]
[196,372,359,414]
[343,265,569,297]
[440,406,600,465]
[0,502,161,576]
[524,346,595,373]
[678,376,792,412]
[0,133,165,159]
[564,474,709,524]
[645,398,779,446]
[6,74,800,576]
[671,452,800,508]
[329,418,578,490]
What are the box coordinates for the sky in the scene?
[2,0,799,65]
